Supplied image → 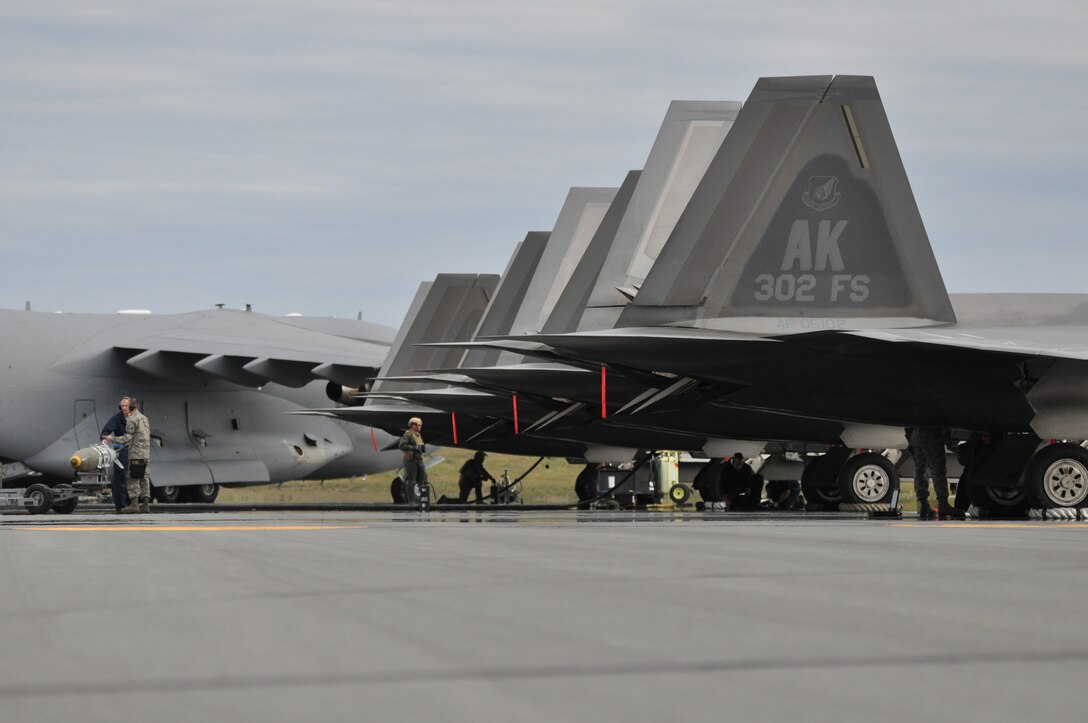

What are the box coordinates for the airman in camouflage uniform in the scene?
[907,426,963,520]
[399,417,428,506]
[108,397,152,514]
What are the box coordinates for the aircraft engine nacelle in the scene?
[69,443,119,473]
[326,382,361,406]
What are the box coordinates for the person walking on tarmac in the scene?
[907,427,964,520]
[104,397,151,514]
[458,450,495,503]
[100,397,132,513]
[399,417,428,507]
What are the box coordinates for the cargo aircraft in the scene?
[0,307,405,507]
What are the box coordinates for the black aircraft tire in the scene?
[24,483,54,515]
[1024,443,1088,509]
[574,465,597,501]
[390,476,407,504]
[837,453,899,505]
[971,483,1029,516]
[152,485,181,504]
[188,484,219,502]
[801,456,842,511]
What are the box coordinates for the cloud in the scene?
[0,0,1086,323]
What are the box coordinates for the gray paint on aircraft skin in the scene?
[367,274,498,396]
[331,76,1088,455]
[0,308,405,487]
[621,75,954,330]
[524,77,1088,439]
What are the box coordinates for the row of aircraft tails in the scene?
[5,75,1088,514]
[311,75,1088,516]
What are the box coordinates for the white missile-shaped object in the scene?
[69,443,119,472]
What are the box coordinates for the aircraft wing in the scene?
[50,310,389,388]
[847,326,1088,360]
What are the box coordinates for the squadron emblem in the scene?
[802,176,841,212]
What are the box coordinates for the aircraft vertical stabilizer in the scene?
[368,274,498,394]
[461,232,549,369]
[540,171,641,335]
[583,100,741,330]
[620,75,955,333]
[495,187,616,365]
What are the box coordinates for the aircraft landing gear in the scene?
[574,464,596,509]
[837,452,899,506]
[1024,443,1088,510]
[152,485,180,503]
[188,483,219,504]
[971,483,1029,517]
[800,449,850,511]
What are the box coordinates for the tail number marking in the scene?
[754,273,869,303]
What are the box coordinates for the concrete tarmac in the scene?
[2,508,1087,722]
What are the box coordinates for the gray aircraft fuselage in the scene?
[0,309,404,487]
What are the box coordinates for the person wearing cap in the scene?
[103,397,152,514]
[457,450,495,504]
[399,417,428,504]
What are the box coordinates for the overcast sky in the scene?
[2,1,1085,327]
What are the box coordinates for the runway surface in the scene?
[2,508,1087,722]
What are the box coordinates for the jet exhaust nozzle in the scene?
[325,382,361,405]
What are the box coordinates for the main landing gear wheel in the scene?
[574,464,597,508]
[186,483,219,504]
[1025,443,1088,509]
[574,465,597,501]
[801,455,843,511]
[837,453,899,505]
[971,484,1029,516]
[152,485,181,503]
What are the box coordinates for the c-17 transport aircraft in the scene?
[0,307,405,508]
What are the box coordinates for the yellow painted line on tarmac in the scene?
[13,525,367,532]
[893,523,1086,529]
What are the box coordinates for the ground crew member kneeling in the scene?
[399,417,428,505]
[458,451,495,503]
[105,397,151,514]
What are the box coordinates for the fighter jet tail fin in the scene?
[620,75,955,334]
[369,274,498,395]
[460,232,550,369]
